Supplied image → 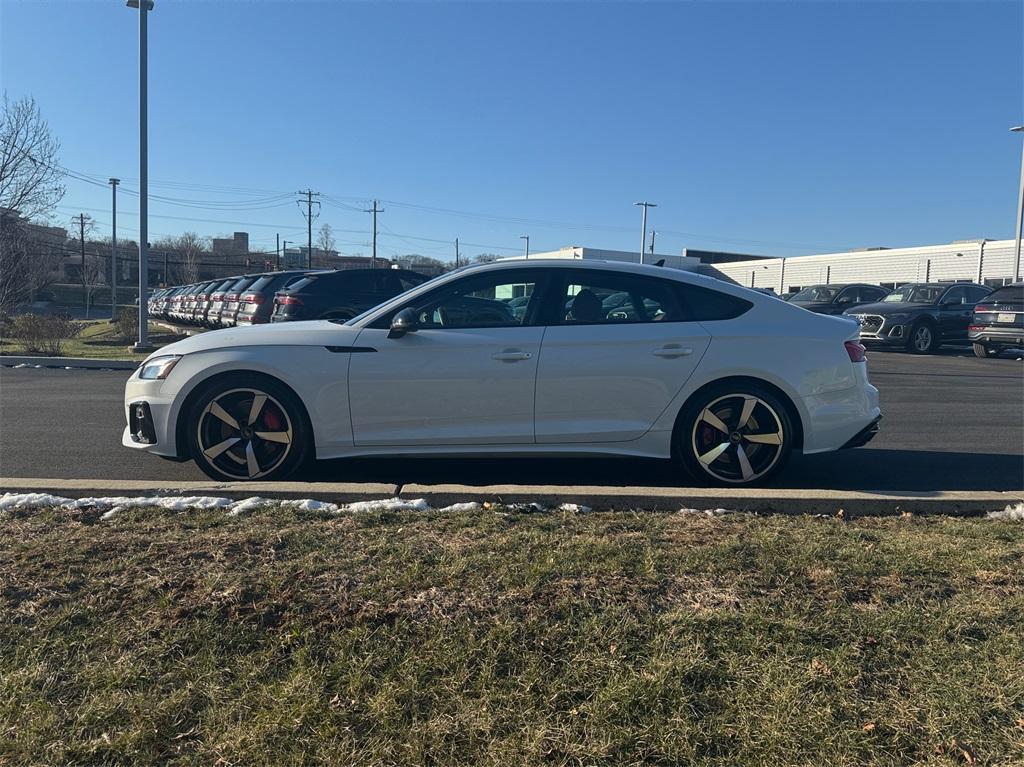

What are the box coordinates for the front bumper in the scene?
[123,372,181,458]
[849,314,911,347]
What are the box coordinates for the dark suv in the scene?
[845,282,992,353]
[969,283,1023,357]
[271,268,428,323]
[788,283,890,315]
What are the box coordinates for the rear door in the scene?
[937,285,969,340]
[534,269,712,443]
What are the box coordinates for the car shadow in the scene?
[305,448,1024,493]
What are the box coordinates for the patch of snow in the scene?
[13,363,30,369]
[281,498,340,513]
[339,497,430,513]
[436,502,482,513]
[558,503,592,514]
[678,507,733,516]
[987,502,1024,521]
[0,492,72,510]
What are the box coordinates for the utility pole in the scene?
[109,179,119,320]
[364,200,383,268]
[520,234,530,258]
[634,202,657,265]
[298,189,321,269]
[455,237,460,268]
[275,233,281,270]
[649,230,656,258]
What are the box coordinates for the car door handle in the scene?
[492,350,533,362]
[652,345,694,358]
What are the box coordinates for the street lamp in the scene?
[634,202,657,265]
[127,0,155,351]
[109,178,119,320]
[1011,126,1024,282]
[520,235,529,258]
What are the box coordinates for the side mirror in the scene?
[388,307,419,338]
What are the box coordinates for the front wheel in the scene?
[188,375,311,481]
[675,384,794,486]
[907,321,937,354]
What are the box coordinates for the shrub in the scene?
[115,307,139,342]
[9,313,82,355]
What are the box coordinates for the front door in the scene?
[534,269,711,443]
[347,269,549,446]
[938,285,970,340]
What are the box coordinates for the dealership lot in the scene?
[1,348,1020,492]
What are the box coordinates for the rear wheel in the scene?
[675,383,794,486]
[188,376,310,481]
[907,321,937,354]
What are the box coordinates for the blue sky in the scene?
[1,0,1022,260]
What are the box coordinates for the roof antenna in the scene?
[654,258,665,267]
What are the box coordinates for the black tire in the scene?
[674,381,795,487]
[972,342,997,358]
[187,374,311,482]
[907,320,938,354]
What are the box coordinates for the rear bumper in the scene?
[968,327,1024,347]
[840,415,881,449]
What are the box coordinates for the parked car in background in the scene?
[846,282,992,353]
[235,271,320,326]
[124,259,880,487]
[969,283,1023,357]
[270,268,428,323]
[187,281,222,325]
[201,278,240,328]
[788,284,890,315]
[213,276,261,328]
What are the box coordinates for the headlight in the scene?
[138,355,182,380]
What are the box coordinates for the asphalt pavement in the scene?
[1,349,1022,491]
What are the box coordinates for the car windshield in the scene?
[791,286,840,302]
[883,285,945,303]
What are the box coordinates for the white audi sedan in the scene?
[123,259,881,486]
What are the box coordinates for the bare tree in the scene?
[316,223,336,268]
[176,231,206,284]
[0,94,65,220]
[81,253,107,319]
[0,211,66,314]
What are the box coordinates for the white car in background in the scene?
[123,259,881,486]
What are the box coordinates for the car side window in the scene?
[674,283,753,321]
[381,270,542,330]
[865,287,888,301]
[557,271,682,325]
[965,286,990,304]
[835,287,859,304]
[942,286,966,305]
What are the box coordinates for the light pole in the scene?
[1011,126,1024,282]
[634,202,656,264]
[282,240,290,268]
[520,235,529,258]
[128,0,155,351]
[109,178,119,320]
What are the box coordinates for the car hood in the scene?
[844,301,931,315]
[147,320,361,359]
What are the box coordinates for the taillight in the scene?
[974,305,995,313]
[845,340,866,362]
[225,293,238,301]
[278,295,303,306]
[969,325,984,331]
[241,293,265,305]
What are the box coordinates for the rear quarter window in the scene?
[282,276,316,292]
[675,283,753,321]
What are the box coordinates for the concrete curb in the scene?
[1,478,1019,515]
[0,356,138,370]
